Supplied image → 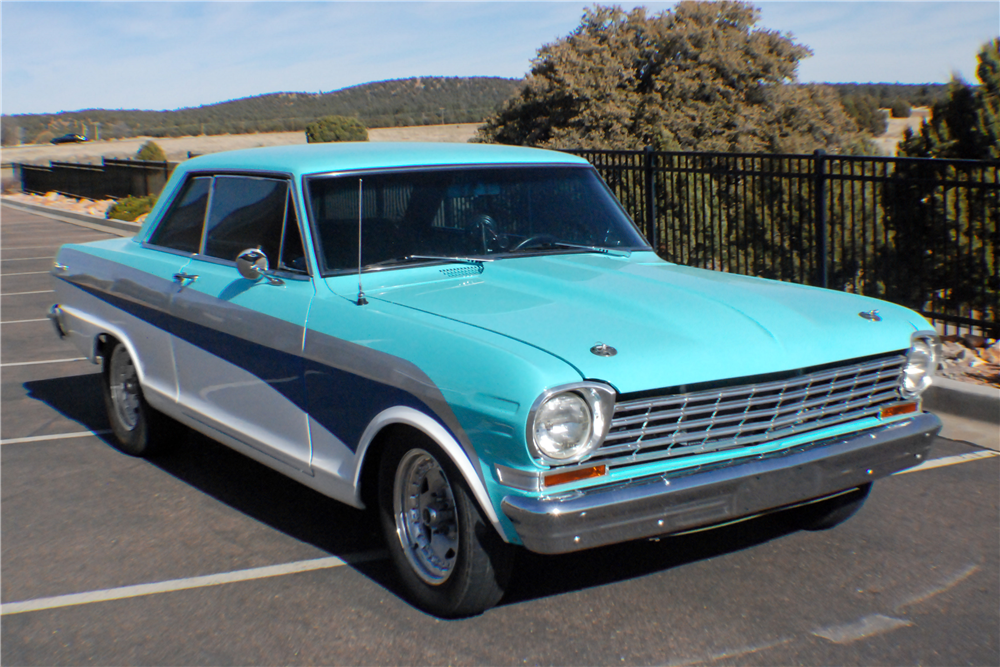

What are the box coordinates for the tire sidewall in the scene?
[378,436,510,617]
[102,341,153,457]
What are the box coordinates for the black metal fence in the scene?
[566,148,999,337]
[16,158,174,200]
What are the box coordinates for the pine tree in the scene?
[899,38,999,160]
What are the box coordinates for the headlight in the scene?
[900,332,941,398]
[527,383,615,464]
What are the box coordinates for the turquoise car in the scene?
[50,143,942,616]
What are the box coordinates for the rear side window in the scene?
[147,177,211,253]
[146,174,308,274]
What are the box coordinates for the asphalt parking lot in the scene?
[2,203,998,666]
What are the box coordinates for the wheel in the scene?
[378,436,513,617]
[784,483,872,531]
[102,340,170,457]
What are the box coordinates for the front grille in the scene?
[596,354,907,470]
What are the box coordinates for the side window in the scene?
[204,176,287,263]
[147,177,211,253]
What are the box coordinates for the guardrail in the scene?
[13,158,174,201]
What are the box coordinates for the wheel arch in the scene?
[353,406,508,541]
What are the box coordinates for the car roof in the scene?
[175,142,591,178]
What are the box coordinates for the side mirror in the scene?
[236,248,283,285]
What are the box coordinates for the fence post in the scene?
[813,149,828,289]
[644,146,657,251]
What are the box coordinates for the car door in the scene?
[169,174,316,472]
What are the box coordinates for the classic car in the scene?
[49,142,942,617]
[50,133,89,144]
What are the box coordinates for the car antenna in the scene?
[356,178,368,306]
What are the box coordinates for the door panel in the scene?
[171,259,315,470]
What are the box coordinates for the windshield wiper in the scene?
[511,238,631,258]
[406,255,495,266]
[551,242,631,258]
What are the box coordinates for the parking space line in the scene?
[0,358,86,367]
[0,552,386,616]
[1,318,48,324]
[1,257,53,262]
[1,271,51,276]
[1,430,111,446]
[894,450,999,474]
[1,290,55,296]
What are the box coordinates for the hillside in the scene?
[1,76,523,145]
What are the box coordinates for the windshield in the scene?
[305,165,649,275]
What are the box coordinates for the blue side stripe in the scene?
[61,276,447,452]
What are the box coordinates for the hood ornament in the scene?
[590,342,617,357]
[859,310,882,322]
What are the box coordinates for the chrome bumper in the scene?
[502,412,941,554]
[48,304,68,338]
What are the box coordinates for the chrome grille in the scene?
[597,354,907,469]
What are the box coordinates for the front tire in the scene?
[378,436,512,617]
[102,340,170,457]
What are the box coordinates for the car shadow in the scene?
[22,372,110,433]
[23,372,804,614]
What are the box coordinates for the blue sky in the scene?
[2,1,997,116]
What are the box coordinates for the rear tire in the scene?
[102,340,171,457]
[785,483,872,531]
[378,435,512,617]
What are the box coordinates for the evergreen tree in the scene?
[305,115,369,143]
[477,2,862,153]
[135,140,167,161]
[899,38,999,160]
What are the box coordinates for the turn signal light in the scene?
[543,464,608,488]
[880,402,918,419]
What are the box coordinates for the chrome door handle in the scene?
[173,272,199,284]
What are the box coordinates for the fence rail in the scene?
[15,158,174,201]
[566,148,999,337]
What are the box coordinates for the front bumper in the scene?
[502,412,941,554]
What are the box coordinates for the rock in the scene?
[941,341,968,359]
[983,341,1000,365]
[961,334,988,349]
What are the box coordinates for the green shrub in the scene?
[890,100,912,118]
[135,140,167,161]
[107,194,157,221]
[305,115,368,143]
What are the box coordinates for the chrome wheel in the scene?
[108,344,141,431]
[393,448,459,585]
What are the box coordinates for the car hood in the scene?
[362,253,925,394]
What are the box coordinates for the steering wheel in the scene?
[470,214,505,253]
[511,234,558,252]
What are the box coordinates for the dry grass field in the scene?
[1,123,481,166]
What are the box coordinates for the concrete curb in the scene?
[2,200,142,237]
[924,377,1000,425]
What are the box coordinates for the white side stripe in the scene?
[0,552,385,616]
[1,430,111,446]
[0,358,86,367]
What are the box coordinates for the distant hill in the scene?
[1,76,524,145]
